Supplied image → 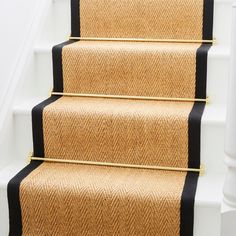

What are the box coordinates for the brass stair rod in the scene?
[69,36,216,44]
[51,91,209,103]
[29,155,205,176]
[69,36,215,44]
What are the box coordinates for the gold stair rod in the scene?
[69,36,216,44]
[51,92,209,103]
[29,155,204,175]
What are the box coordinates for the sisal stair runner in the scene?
[8,0,214,235]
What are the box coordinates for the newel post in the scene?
[224,2,236,209]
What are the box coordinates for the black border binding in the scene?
[202,0,214,40]
[52,41,76,92]
[195,44,212,99]
[180,0,214,235]
[180,172,199,236]
[32,96,62,157]
[188,102,206,169]
[71,0,80,37]
[7,161,43,236]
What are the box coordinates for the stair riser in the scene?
[13,114,33,163]
[0,118,16,169]
[194,204,221,236]
[208,48,230,105]
[39,0,232,47]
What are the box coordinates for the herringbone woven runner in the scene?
[7,0,214,235]
[20,164,187,235]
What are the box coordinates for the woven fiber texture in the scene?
[79,0,204,39]
[62,41,199,98]
[43,97,192,168]
[20,163,186,236]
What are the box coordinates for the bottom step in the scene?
[0,161,223,236]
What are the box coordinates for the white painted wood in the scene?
[221,203,236,236]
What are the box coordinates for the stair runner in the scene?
[8,0,214,235]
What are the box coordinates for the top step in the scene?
[71,0,214,40]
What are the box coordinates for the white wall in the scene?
[0,0,39,108]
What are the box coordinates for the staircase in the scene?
[0,0,233,235]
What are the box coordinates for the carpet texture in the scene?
[8,0,214,235]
